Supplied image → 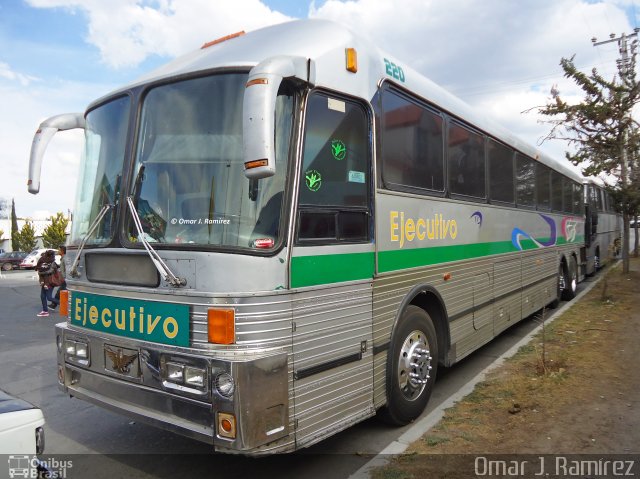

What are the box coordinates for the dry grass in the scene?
[373,258,640,478]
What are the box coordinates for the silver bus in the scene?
[28,19,587,454]
[583,179,622,274]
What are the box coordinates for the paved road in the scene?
[0,269,586,479]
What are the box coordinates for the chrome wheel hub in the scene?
[397,330,432,401]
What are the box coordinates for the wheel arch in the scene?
[390,284,451,367]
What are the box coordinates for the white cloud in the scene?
[0,62,39,86]
[7,0,635,220]
[309,0,631,166]
[27,0,292,68]
[0,74,109,220]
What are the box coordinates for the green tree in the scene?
[42,212,69,248]
[11,199,19,251]
[536,52,640,273]
[17,221,37,252]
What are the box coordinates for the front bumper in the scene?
[55,322,290,453]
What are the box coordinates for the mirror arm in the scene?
[28,113,85,194]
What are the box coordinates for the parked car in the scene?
[0,389,45,455]
[19,249,61,270]
[0,251,28,271]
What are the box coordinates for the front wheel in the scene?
[1,263,12,271]
[379,305,438,426]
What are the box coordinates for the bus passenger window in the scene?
[381,89,444,192]
[562,178,573,215]
[447,122,485,198]
[515,154,535,208]
[573,183,583,214]
[551,171,563,211]
[536,164,551,210]
[488,139,514,203]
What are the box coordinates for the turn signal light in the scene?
[217,412,237,439]
[346,47,358,73]
[244,159,269,170]
[207,308,235,344]
[60,290,69,316]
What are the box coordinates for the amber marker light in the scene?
[207,308,235,344]
[60,290,69,316]
[244,159,269,170]
[245,78,269,88]
[217,412,237,439]
[201,31,245,49]
[345,48,358,73]
[443,272,452,281]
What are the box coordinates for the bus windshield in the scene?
[70,96,130,246]
[129,73,294,250]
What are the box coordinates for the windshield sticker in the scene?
[305,170,322,192]
[327,97,346,113]
[348,170,365,183]
[331,139,347,161]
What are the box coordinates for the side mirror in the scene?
[243,56,311,180]
[28,113,85,194]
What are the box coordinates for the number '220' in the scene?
[384,59,405,82]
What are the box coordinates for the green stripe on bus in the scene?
[378,236,584,273]
[291,252,375,288]
[378,241,514,272]
[291,236,584,286]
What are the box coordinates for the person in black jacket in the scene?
[51,245,67,309]
[36,250,59,317]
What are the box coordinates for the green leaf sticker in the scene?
[305,169,322,192]
[331,139,347,161]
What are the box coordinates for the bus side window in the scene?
[380,88,444,193]
[515,154,535,208]
[487,139,514,204]
[447,122,485,199]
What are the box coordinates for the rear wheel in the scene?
[561,257,578,301]
[379,305,438,426]
[1,263,12,271]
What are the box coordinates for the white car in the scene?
[19,248,62,270]
[0,390,45,456]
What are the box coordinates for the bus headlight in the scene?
[166,362,184,383]
[163,361,206,389]
[65,339,88,359]
[184,366,205,388]
[214,372,235,398]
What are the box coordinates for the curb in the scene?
[349,264,613,479]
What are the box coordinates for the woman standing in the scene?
[36,250,59,317]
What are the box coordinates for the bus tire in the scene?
[379,305,438,426]
[561,257,578,301]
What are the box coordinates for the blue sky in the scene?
[0,0,635,222]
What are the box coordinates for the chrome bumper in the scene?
[55,322,290,453]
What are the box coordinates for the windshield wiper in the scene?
[69,203,113,278]
[127,196,187,287]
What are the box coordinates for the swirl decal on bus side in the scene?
[511,213,557,250]
[561,216,579,242]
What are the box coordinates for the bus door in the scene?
[289,91,375,444]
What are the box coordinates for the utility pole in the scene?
[592,30,639,271]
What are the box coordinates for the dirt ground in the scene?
[373,257,640,478]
